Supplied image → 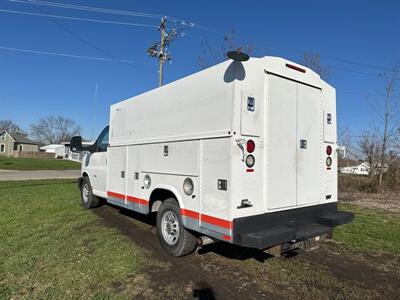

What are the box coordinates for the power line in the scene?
[337,90,386,98]
[3,1,397,80]
[321,54,395,73]
[0,45,135,64]
[0,8,158,27]
[7,0,396,75]
[8,0,184,23]
[328,65,382,78]
[0,45,388,95]
[28,3,157,74]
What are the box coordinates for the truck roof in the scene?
[109,56,333,146]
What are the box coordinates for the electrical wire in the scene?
[27,3,157,73]
[2,1,398,80]
[0,8,158,27]
[0,45,138,64]
[6,0,396,74]
[8,0,183,23]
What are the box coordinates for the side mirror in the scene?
[70,136,82,152]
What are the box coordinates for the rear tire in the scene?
[156,198,197,256]
[80,176,101,209]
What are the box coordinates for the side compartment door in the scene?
[106,146,127,207]
[126,146,146,213]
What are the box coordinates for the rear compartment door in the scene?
[267,75,298,210]
[296,84,322,206]
[266,74,322,210]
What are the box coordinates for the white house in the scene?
[339,162,370,176]
[40,144,66,158]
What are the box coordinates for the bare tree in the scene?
[302,53,330,81]
[367,66,400,187]
[197,29,254,69]
[30,115,81,145]
[338,126,354,157]
[0,120,21,133]
[357,132,380,177]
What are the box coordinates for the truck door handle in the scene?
[300,139,307,149]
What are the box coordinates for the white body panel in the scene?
[82,56,338,242]
[83,152,107,198]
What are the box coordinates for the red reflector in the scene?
[246,140,255,153]
[222,235,232,241]
[286,63,306,73]
[326,145,332,156]
[246,169,254,173]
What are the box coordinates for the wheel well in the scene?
[78,172,89,189]
[149,188,178,212]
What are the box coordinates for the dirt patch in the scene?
[93,204,400,299]
[93,205,274,300]
[300,243,400,296]
[340,191,400,214]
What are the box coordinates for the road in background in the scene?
[0,169,80,181]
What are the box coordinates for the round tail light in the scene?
[246,140,255,153]
[326,145,332,156]
[245,155,255,168]
[326,157,332,167]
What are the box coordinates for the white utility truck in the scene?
[71,56,353,257]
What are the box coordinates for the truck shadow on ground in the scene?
[108,203,297,263]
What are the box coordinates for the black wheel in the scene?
[156,198,198,256]
[80,176,101,209]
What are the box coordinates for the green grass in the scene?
[0,157,80,170]
[0,180,165,299]
[1,179,399,299]
[215,202,400,299]
[334,202,400,255]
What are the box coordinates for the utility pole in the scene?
[158,17,166,87]
[147,17,180,87]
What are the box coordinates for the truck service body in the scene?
[75,56,353,256]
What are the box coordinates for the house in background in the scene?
[40,144,66,158]
[62,141,93,162]
[0,130,39,157]
[339,161,389,176]
[339,162,370,176]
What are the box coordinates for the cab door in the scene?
[85,126,109,198]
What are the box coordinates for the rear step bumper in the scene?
[232,202,354,249]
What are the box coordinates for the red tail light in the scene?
[326,145,332,156]
[246,140,255,153]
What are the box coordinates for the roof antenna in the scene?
[227,47,249,62]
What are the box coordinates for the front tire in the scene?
[156,198,197,256]
[80,176,101,209]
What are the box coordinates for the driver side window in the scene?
[97,126,109,152]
